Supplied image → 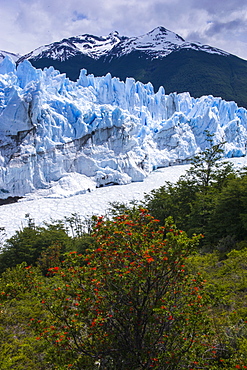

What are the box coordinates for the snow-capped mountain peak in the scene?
[114,26,229,58]
[73,31,124,57]
[147,26,185,44]
[18,26,228,63]
[18,31,125,62]
[113,26,186,58]
[0,50,20,63]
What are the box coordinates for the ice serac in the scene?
[0,56,246,199]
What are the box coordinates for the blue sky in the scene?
[0,0,247,60]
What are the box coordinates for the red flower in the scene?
[96,248,103,252]
[91,320,96,327]
[48,266,60,273]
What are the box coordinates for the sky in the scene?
[0,0,247,60]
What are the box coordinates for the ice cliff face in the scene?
[0,56,246,199]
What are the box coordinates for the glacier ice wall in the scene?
[0,56,247,198]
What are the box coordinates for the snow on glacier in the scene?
[0,156,246,241]
[0,164,188,239]
[0,56,247,201]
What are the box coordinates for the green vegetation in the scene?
[145,133,247,252]
[0,137,246,369]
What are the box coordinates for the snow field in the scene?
[1,156,246,240]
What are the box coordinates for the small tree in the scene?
[30,209,213,369]
[0,222,72,274]
[145,132,236,244]
[184,130,234,189]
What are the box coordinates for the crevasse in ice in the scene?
[0,56,246,198]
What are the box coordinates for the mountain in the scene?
[18,26,247,109]
[0,56,246,200]
[0,50,20,63]
[18,27,228,61]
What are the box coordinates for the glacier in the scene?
[0,56,247,199]
[0,157,246,241]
